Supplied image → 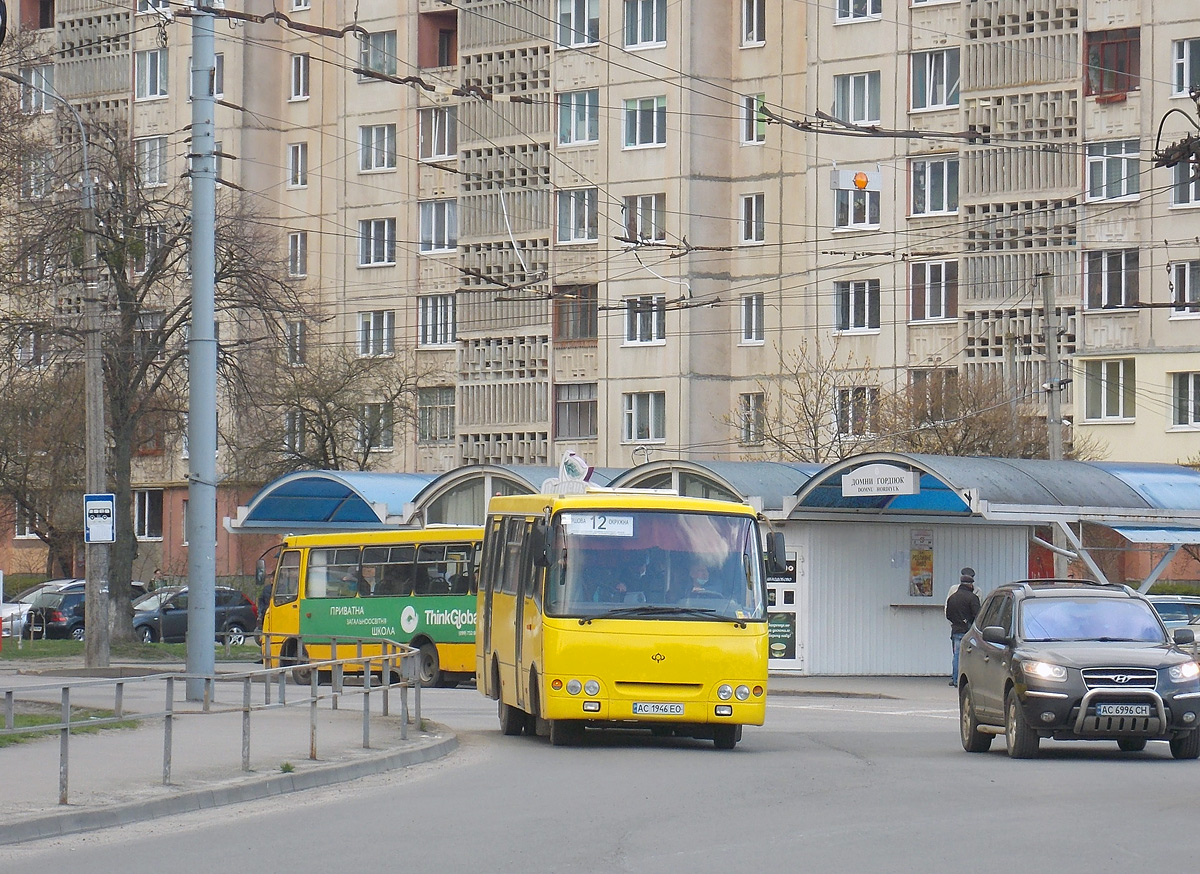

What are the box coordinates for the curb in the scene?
[0,729,457,845]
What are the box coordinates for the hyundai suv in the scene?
[958,580,1200,759]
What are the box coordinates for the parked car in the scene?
[133,586,258,645]
[958,579,1200,759]
[1147,594,1200,630]
[23,588,88,640]
[3,579,83,637]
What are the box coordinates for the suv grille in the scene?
[1081,668,1158,690]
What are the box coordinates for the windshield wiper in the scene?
[580,606,746,628]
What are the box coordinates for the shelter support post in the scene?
[1053,522,1110,585]
[1137,544,1182,594]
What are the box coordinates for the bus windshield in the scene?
[543,509,766,621]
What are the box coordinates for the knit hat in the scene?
[960,567,975,585]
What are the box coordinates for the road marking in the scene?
[769,701,958,720]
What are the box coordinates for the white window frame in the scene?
[137,0,169,11]
[360,124,397,171]
[1085,249,1139,310]
[18,65,54,114]
[836,0,881,23]
[555,383,598,440]
[624,295,667,345]
[357,403,394,452]
[19,151,52,200]
[134,136,168,188]
[1173,372,1200,428]
[285,409,306,454]
[911,49,959,111]
[419,200,458,253]
[418,387,457,443]
[286,320,307,366]
[1174,161,1200,207]
[910,156,959,216]
[741,193,766,244]
[623,96,667,148]
[1170,260,1200,317]
[1173,39,1200,97]
[623,193,666,243]
[558,90,599,146]
[738,392,765,445]
[836,386,879,437]
[741,94,766,144]
[419,106,458,160]
[287,232,308,278]
[558,188,599,243]
[418,294,456,347]
[132,225,163,275]
[835,279,881,332]
[833,71,881,125]
[834,187,880,230]
[741,293,764,343]
[359,31,398,77]
[187,53,225,98]
[290,53,310,100]
[134,489,164,540]
[291,0,312,9]
[358,310,395,356]
[558,0,599,47]
[910,260,957,321]
[14,503,41,540]
[287,142,308,188]
[622,391,666,443]
[1083,359,1135,422]
[135,49,169,101]
[742,0,765,46]
[358,218,396,266]
[624,0,666,49]
[1086,140,1140,202]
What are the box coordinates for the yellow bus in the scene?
[261,526,483,687]
[476,490,784,748]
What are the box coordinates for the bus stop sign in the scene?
[84,493,116,543]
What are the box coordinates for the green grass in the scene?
[0,638,261,662]
[0,704,140,747]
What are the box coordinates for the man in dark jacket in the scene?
[946,567,981,687]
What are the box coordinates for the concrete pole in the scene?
[186,10,218,699]
[1039,267,1066,577]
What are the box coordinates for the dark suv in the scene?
[132,586,258,644]
[958,580,1200,759]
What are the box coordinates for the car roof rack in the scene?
[1014,579,1139,598]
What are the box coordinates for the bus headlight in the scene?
[717,684,733,700]
[566,679,582,695]
[584,680,600,696]
[735,685,751,701]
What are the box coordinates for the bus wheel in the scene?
[499,701,526,736]
[417,642,442,688]
[549,720,583,746]
[713,724,739,750]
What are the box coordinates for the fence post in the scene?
[382,653,391,717]
[399,671,409,741]
[163,676,174,786]
[242,676,252,772]
[362,655,371,750]
[309,662,318,761]
[4,689,12,730]
[331,637,340,710]
[58,686,69,805]
[114,681,124,719]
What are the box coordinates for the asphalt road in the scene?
[2,687,1196,874]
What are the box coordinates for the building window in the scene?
[623,96,667,148]
[554,285,599,341]
[418,294,456,347]
[738,392,765,445]
[1172,261,1200,316]
[360,124,397,171]
[17,329,47,368]
[910,260,958,321]
[358,218,396,266]
[741,293,764,343]
[910,156,958,215]
[741,94,766,144]
[1173,39,1200,97]
[1086,140,1140,201]
[558,90,599,145]
[836,0,881,22]
[359,31,398,76]
[18,152,51,200]
[285,409,306,454]
[1085,28,1140,97]
[911,369,958,424]
[625,295,666,344]
[419,106,457,159]
[1084,359,1135,421]
[1085,250,1139,310]
[556,383,598,440]
[18,65,54,113]
[623,391,666,442]
[1173,373,1200,427]
[188,53,225,98]
[290,0,311,9]
[133,136,167,187]
[742,0,765,45]
[137,0,169,11]
[358,310,395,356]
[741,193,766,244]
[836,386,878,437]
[134,489,164,540]
[834,188,880,229]
[623,193,666,243]
[287,232,308,278]
[911,49,959,110]
[835,279,881,331]
[624,0,666,48]
[833,71,881,124]
[135,49,169,100]
[287,142,308,188]
[132,225,163,275]
[15,503,42,539]
[558,0,599,47]
[286,320,307,366]
[418,387,456,443]
[1173,161,1200,206]
[290,53,310,100]
[357,403,394,451]
[419,200,457,253]
[558,188,599,243]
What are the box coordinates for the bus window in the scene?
[274,551,301,604]
[499,517,527,596]
[308,547,364,598]
[364,545,415,596]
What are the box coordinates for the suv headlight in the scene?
[1021,660,1067,682]
[1169,661,1200,682]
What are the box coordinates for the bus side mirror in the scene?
[530,519,550,568]
[765,532,786,575]
[255,559,266,587]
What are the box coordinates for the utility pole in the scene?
[1038,268,1064,463]
[186,9,218,700]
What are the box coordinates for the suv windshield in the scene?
[1021,596,1166,642]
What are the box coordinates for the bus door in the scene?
[515,521,543,713]
[478,516,504,692]
[267,550,302,662]
[490,516,530,702]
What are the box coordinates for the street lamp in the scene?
[0,69,110,667]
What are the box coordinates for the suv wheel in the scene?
[1117,737,1147,753]
[959,684,993,753]
[1170,730,1200,760]
[1004,688,1040,758]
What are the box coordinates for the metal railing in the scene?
[0,637,421,806]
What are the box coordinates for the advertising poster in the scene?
[768,611,795,660]
[909,528,933,597]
